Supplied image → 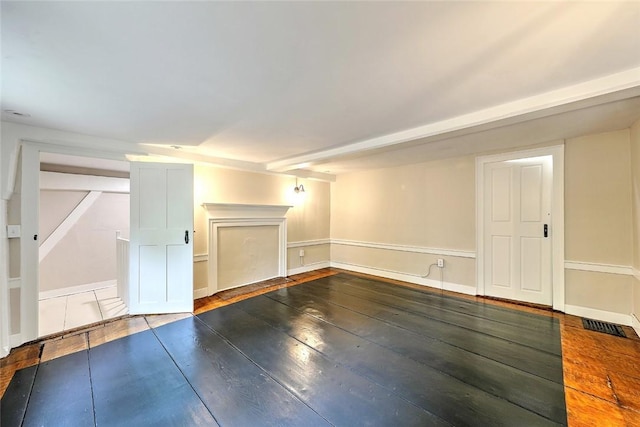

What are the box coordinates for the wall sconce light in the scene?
[294,178,305,194]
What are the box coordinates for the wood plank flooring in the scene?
[1,268,639,426]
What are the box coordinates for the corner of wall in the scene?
[630,117,640,336]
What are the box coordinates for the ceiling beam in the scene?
[266,67,640,172]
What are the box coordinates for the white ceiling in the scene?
[2,1,640,176]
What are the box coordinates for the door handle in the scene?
[185,230,189,244]
[543,224,548,238]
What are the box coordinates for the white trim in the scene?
[204,204,292,296]
[193,240,331,263]
[202,203,292,219]
[476,144,565,311]
[21,143,40,343]
[632,314,640,337]
[10,333,23,348]
[330,261,476,296]
[8,277,21,289]
[38,280,116,300]
[287,239,331,248]
[194,253,208,263]
[564,304,631,327]
[564,261,633,276]
[267,68,640,172]
[40,171,129,192]
[331,239,475,259]
[633,268,640,281]
[287,261,331,276]
[116,236,129,306]
[0,199,9,358]
[39,191,102,262]
[194,288,209,299]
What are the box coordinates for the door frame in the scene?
[476,144,565,311]
[17,141,133,345]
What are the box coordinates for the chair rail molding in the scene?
[564,261,633,276]
[331,238,475,259]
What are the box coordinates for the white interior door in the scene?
[129,162,193,314]
[484,156,552,305]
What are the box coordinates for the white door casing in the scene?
[129,162,193,314]
[484,156,552,305]
[476,145,565,311]
[20,144,40,342]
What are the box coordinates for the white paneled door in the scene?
[129,162,193,314]
[483,156,553,305]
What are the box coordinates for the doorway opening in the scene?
[37,152,130,337]
[476,145,565,312]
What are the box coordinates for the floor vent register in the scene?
[582,318,626,338]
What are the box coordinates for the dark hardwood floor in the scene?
[1,269,637,426]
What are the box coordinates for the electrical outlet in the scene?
[437,258,444,268]
[299,249,305,257]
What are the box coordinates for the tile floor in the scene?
[38,286,128,337]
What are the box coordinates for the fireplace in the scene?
[202,203,292,294]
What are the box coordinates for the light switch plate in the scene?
[7,225,20,238]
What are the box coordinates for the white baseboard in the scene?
[330,261,476,296]
[10,333,22,348]
[564,304,632,326]
[39,280,116,300]
[632,313,640,337]
[287,261,330,276]
[193,288,209,299]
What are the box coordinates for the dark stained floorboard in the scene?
[152,316,330,427]
[310,276,562,355]
[1,273,567,426]
[198,305,451,427]
[236,295,565,425]
[1,364,37,427]
[325,274,560,333]
[89,330,217,427]
[22,351,94,427]
[272,282,564,383]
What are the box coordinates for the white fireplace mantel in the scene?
[202,203,292,219]
[203,203,292,295]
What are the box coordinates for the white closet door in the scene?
[129,162,193,314]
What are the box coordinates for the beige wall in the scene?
[330,155,476,292]
[331,129,637,317]
[287,244,330,271]
[39,190,87,241]
[564,130,633,314]
[39,191,130,292]
[630,118,640,324]
[565,130,632,265]
[331,157,475,250]
[193,164,331,293]
[217,225,280,290]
